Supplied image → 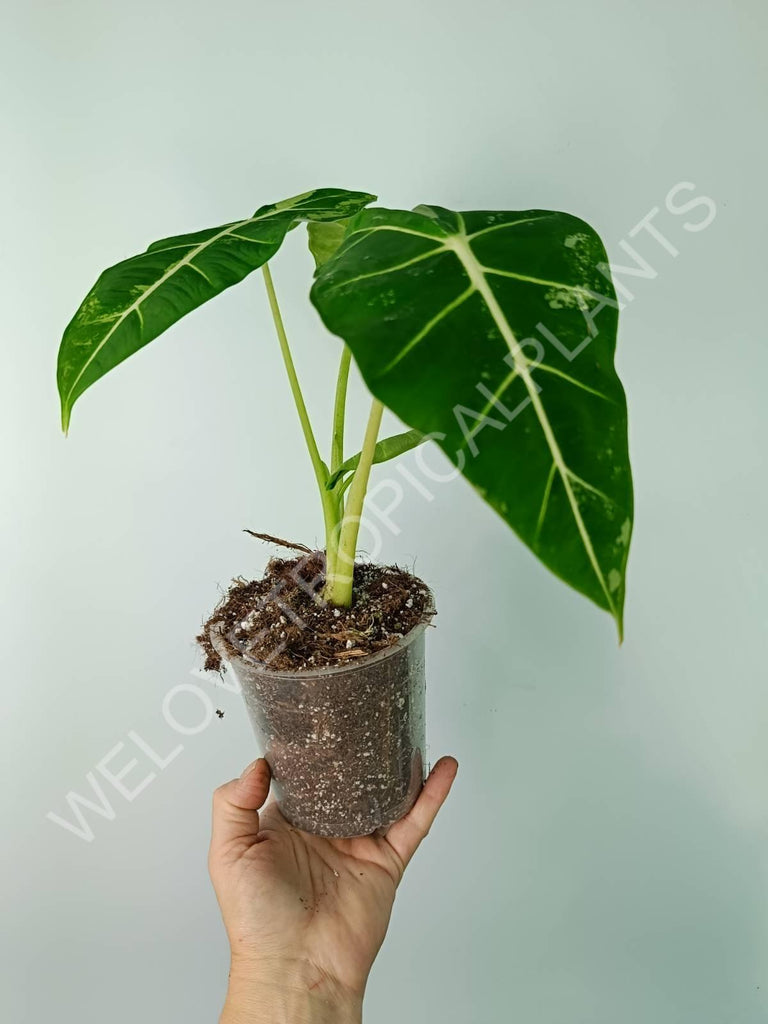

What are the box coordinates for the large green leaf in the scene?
[57,188,375,431]
[311,205,633,636]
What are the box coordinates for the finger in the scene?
[210,758,271,851]
[385,756,458,869]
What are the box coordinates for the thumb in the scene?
[210,758,271,853]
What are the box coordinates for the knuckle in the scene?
[212,782,231,805]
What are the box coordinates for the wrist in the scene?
[221,955,363,1024]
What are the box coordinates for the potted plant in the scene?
[57,187,633,836]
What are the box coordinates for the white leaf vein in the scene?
[444,233,616,615]
[378,285,475,376]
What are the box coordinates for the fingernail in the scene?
[240,759,261,779]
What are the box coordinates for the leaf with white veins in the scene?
[57,188,375,431]
[311,205,633,636]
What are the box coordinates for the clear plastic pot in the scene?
[210,608,433,838]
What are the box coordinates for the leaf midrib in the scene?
[443,230,617,620]
[61,198,347,418]
[61,214,260,418]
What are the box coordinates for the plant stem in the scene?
[325,347,353,582]
[324,398,384,607]
[261,264,339,559]
[330,347,352,475]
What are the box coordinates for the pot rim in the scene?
[209,590,435,680]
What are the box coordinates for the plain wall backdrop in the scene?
[2,1,767,1021]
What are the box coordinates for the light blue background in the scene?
[2,1,766,1021]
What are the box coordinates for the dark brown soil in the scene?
[197,552,432,673]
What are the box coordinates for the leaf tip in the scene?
[60,402,71,436]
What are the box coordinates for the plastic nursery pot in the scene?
[210,602,434,838]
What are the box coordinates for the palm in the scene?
[210,757,457,995]
[238,803,402,990]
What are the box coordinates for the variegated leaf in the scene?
[58,188,375,430]
[311,205,633,635]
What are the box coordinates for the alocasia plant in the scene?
[57,187,633,635]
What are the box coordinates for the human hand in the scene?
[209,755,458,1024]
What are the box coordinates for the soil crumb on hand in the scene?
[197,553,432,673]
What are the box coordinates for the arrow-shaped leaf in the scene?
[57,188,375,431]
[311,205,633,636]
[326,428,426,490]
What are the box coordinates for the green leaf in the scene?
[307,219,350,268]
[326,428,426,490]
[311,205,633,636]
[57,188,376,431]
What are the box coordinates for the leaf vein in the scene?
[467,214,551,241]
[534,461,557,546]
[325,246,447,290]
[533,363,613,402]
[480,265,590,294]
[377,285,475,376]
[345,225,441,243]
[188,261,214,286]
[455,368,520,456]
[447,235,616,615]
